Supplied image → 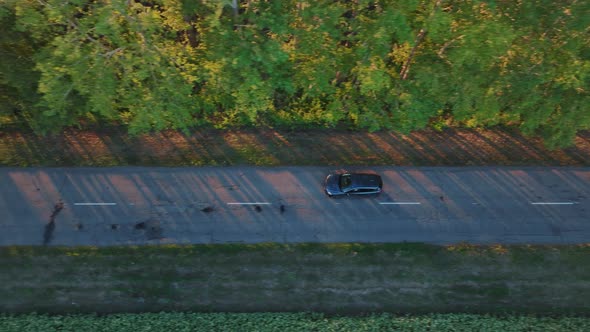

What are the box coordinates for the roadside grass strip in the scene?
[1,243,589,315]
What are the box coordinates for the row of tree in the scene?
[1,0,588,147]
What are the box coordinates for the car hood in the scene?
[325,174,342,195]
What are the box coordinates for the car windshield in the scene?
[339,174,352,190]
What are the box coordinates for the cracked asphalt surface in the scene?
[1,166,589,246]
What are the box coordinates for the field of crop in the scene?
[1,312,589,332]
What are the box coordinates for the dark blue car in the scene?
[324,172,383,197]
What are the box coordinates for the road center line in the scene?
[531,202,576,205]
[379,202,421,205]
[74,202,117,206]
[227,202,271,205]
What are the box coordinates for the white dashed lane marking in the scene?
[68,201,578,208]
[73,202,117,206]
[530,202,577,205]
[379,202,421,205]
[227,202,271,205]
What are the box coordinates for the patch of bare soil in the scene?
[1,126,589,166]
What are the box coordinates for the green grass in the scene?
[1,243,589,315]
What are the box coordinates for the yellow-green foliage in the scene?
[1,0,588,147]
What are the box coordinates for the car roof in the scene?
[349,173,381,188]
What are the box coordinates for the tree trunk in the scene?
[231,0,238,17]
[399,0,442,80]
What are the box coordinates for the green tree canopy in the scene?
[1,0,588,147]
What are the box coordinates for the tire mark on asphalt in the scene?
[134,218,163,240]
[43,200,64,246]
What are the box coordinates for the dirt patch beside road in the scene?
[1,127,589,166]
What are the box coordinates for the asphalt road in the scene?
[1,167,589,246]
